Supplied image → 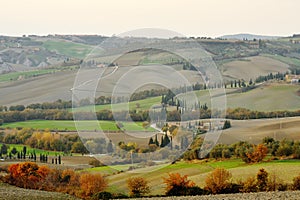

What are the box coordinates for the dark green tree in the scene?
[223,120,231,130]
[11,147,17,155]
[154,134,159,147]
[163,134,171,147]
[148,137,154,145]
[0,144,8,155]
[23,146,27,159]
[107,140,113,153]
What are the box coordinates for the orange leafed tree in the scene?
[246,144,268,163]
[205,168,232,194]
[163,173,195,196]
[127,177,150,197]
[79,173,107,197]
[7,162,50,189]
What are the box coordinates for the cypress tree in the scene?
[163,134,170,147]
[23,146,27,159]
[160,135,164,147]
[33,152,36,161]
[107,140,113,153]
[148,137,154,145]
[154,134,159,147]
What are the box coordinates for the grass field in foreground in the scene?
[2,120,155,132]
[103,159,300,195]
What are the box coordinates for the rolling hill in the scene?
[221,56,290,81]
[220,33,280,40]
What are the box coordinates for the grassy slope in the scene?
[0,69,56,83]
[2,120,155,132]
[43,40,93,59]
[219,117,300,144]
[221,56,290,81]
[103,159,300,195]
[72,96,162,112]
[73,83,300,113]
[192,84,300,111]
[3,143,61,156]
[225,84,300,111]
[264,54,300,68]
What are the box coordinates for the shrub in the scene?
[240,176,257,193]
[278,183,289,191]
[246,144,268,163]
[205,168,232,194]
[89,158,102,167]
[185,186,206,196]
[292,174,300,190]
[257,168,268,191]
[222,183,242,194]
[163,173,195,196]
[6,162,50,189]
[79,173,107,197]
[92,191,113,200]
[41,168,80,194]
[127,177,150,197]
[276,139,293,157]
[267,172,282,191]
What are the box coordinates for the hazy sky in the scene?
[1,0,299,37]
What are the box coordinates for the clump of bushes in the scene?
[205,168,232,194]
[292,174,300,190]
[163,173,204,196]
[127,177,150,197]
[2,162,108,199]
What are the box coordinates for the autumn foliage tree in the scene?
[205,168,232,194]
[127,177,150,197]
[257,168,269,191]
[163,173,195,196]
[6,162,50,189]
[245,144,268,163]
[79,173,107,197]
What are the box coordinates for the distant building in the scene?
[291,78,299,84]
[285,74,300,83]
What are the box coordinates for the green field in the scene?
[192,84,300,111]
[264,54,300,68]
[2,120,155,132]
[226,84,300,111]
[75,83,300,113]
[3,143,62,156]
[43,40,93,59]
[0,69,56,83]
[72,96,162,112]
[221,56,290,81]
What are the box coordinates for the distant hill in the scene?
[220,33,280,40]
